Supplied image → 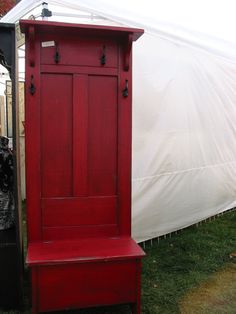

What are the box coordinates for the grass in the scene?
[180,263,236,314]
[141,210,236,314]
[0,210,235,314]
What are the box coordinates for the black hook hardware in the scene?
[29,75,36,95]
[54,43,60,64]
[100,45,106,65]
[122,80,129,97]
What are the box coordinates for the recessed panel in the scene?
[41,74,73,197]
[88,76,118,196]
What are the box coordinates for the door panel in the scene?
[88,76,118,196]
[41,74,73,197]
[73,75,88,196]
[40,37,118,68]
[42,196,117,226]
[40,73,118,239]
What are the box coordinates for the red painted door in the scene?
[40,73,119,240]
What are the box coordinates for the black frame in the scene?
[0,22,23,310]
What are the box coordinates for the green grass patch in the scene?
[0,210,235,314]
[142,210,236,314]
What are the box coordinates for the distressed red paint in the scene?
[20,20,145,314]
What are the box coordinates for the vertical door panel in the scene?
[73,75,88,196]
[41,74,73,197]
[88,76,118,196]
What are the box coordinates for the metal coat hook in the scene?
[29,75,36,95]
[54,43,60,64]
[122,80,128,97]
[100,45,106,65]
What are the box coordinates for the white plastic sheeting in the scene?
[132,34,236,241]
[2,0,236,242]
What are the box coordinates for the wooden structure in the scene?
[0,23,23,310]
[20,20,145,313]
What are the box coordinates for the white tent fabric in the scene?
[2,0,236,242]
[132,34,236,241]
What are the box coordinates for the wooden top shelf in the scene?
[20,20,144,41]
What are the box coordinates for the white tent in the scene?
[2,0,236,242]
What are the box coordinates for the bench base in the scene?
[28,237,145,313]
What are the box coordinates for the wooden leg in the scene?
[131,302,140,314]
[32,305,37,314]
[131,260,141,314]
[31,268,38,314]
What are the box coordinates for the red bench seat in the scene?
[27,237,144,313]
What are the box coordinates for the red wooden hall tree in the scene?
[20,20,145,313]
